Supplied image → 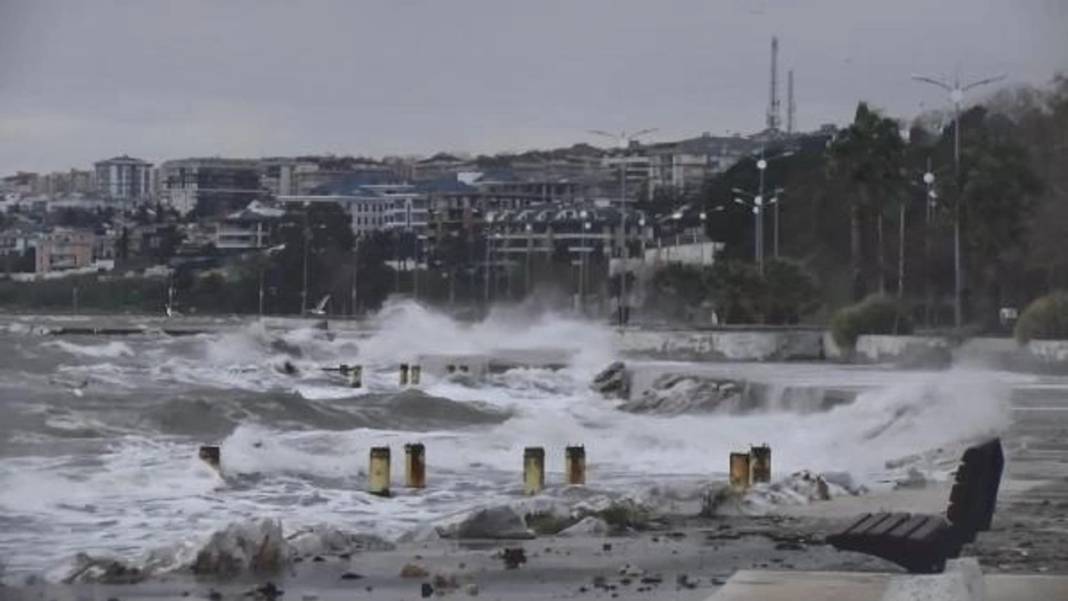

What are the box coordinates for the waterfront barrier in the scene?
[750,444,772,484]
[729,452,750,490]
[523,447,546,495]
[565,445,586,485]
[369,446,391,496]
[405,443,426,488]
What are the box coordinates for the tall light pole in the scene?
[753,148,793,261]
[732,189,783,274]
[483,228,492,306]
[525,223,533,297]
[589,128,656,326]
[912,71,1006,328]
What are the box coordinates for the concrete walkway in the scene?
[708,570,1068,600]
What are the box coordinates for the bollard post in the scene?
[410,364,421,386]
[369,446,391,497]
[447,364,456,375]
[565,445,586,486]
[729,452,750,490]
[523,447,545,495]
[349,365,363,388]
[339,363,350,374]
[404,443,426,488]
[749,444,771,484]
[399,363,409,386]
[199,445,221,472]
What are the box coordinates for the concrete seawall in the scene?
[616,328,826,361]
[617,328,1068,370]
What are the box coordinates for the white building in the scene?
[94,155,153,204]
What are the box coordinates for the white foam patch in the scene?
[46,340,135,359]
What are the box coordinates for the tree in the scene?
[271,203,355,314]
[827,102,907,301]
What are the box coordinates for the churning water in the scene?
[0,301,1020,582]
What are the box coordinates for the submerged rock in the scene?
[62,553,145,584]
[619,373,745,415]
[591,362,631,399]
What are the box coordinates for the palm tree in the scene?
[827,102,907,300]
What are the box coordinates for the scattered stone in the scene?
[602,543,612,552]
[620,578,632,586]
[578,586,588,593]
[301,595,317,601]
[592,576,607,589]
[676,574,696,590]
[464,583,479,596]
[559,517,609,538]
[311,556,324,563]
[433,573,460,591]
[420,582,434,598]
[250,582,283,600]
[62,553,145,584]
[207,590,223,601]
[775,541,804,551]
[364,586,373,592]
[337,553,351,560]
[500,547,527,569]
[640,575,663,585]
[712,577,727,586]
[340,572,363,580]
[400,563,430,578]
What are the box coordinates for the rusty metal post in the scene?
[405,443,426,488]
[349,364,363,388]
[410,364,421,386]
[399,363,409,386]
[730,452,750,490]
[199,445,221,472]
[523,447,545,495]
[749,444,771,484]
[565,445,586,485]
[369,446,391,496]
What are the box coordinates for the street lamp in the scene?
[753,149,793,260]
[732,188,764,272]
[524,222,534,297]
[589,128,657,326]
[912,71,1006,328]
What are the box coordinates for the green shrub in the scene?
[1015,292,1068,343]
[830,294,913,350]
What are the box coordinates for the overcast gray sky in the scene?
[1,0,1065,174]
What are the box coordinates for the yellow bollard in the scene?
[749,444,771,484]
[369,446,391,497]
[410,365,421,386]
[399,363,409,386]
[349,365,363,388]
[523,447,545,495]
[405,443,426,488]
[199,445,221,471]
[565,445,586,486]
[729,452,750,490]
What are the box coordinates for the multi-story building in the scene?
[159,158,263,217]
[278,181,394,237]
[214,201,284,251]
[35,228,96,273]
[94,155,153,204]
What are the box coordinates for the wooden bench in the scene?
[827,438,1004,573]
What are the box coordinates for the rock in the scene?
[591,362,630,398]
[207,591,222,601]
[464,583,479,596]
[400,563,429,578]
[192,519,287,576]
[340,572,363,580]
[420,582,434,598]
[250,582,283,600]
[619,373,746,415]
[602,543,613,552]
[640,575,663,585]
[62,553,145,584]
[433,573,460,591]
[558,517,609,537]
[451,506,535,540]
[500,548,527,569]
[285,524,394,556]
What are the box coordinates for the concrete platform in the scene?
[708,570,1068,600]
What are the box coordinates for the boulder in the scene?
[449,506,535,540]
[62,553,145,584]
[591,362,630,398]
[286,525,394,557]
[192,518,288,576]
[619,374,745,415]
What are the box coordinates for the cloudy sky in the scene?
[1,0,1065,174]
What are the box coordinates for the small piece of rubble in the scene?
[500,548,527,569]
[591,362,630,398]
[558,516,608,537]
[400,563,430,578]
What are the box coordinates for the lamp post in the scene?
[753,148,793,260]
[698,211,707,265]
[589,128,657,326]
[525,222,533,297]
[912,71,1006,328]
[483,229,492,306]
